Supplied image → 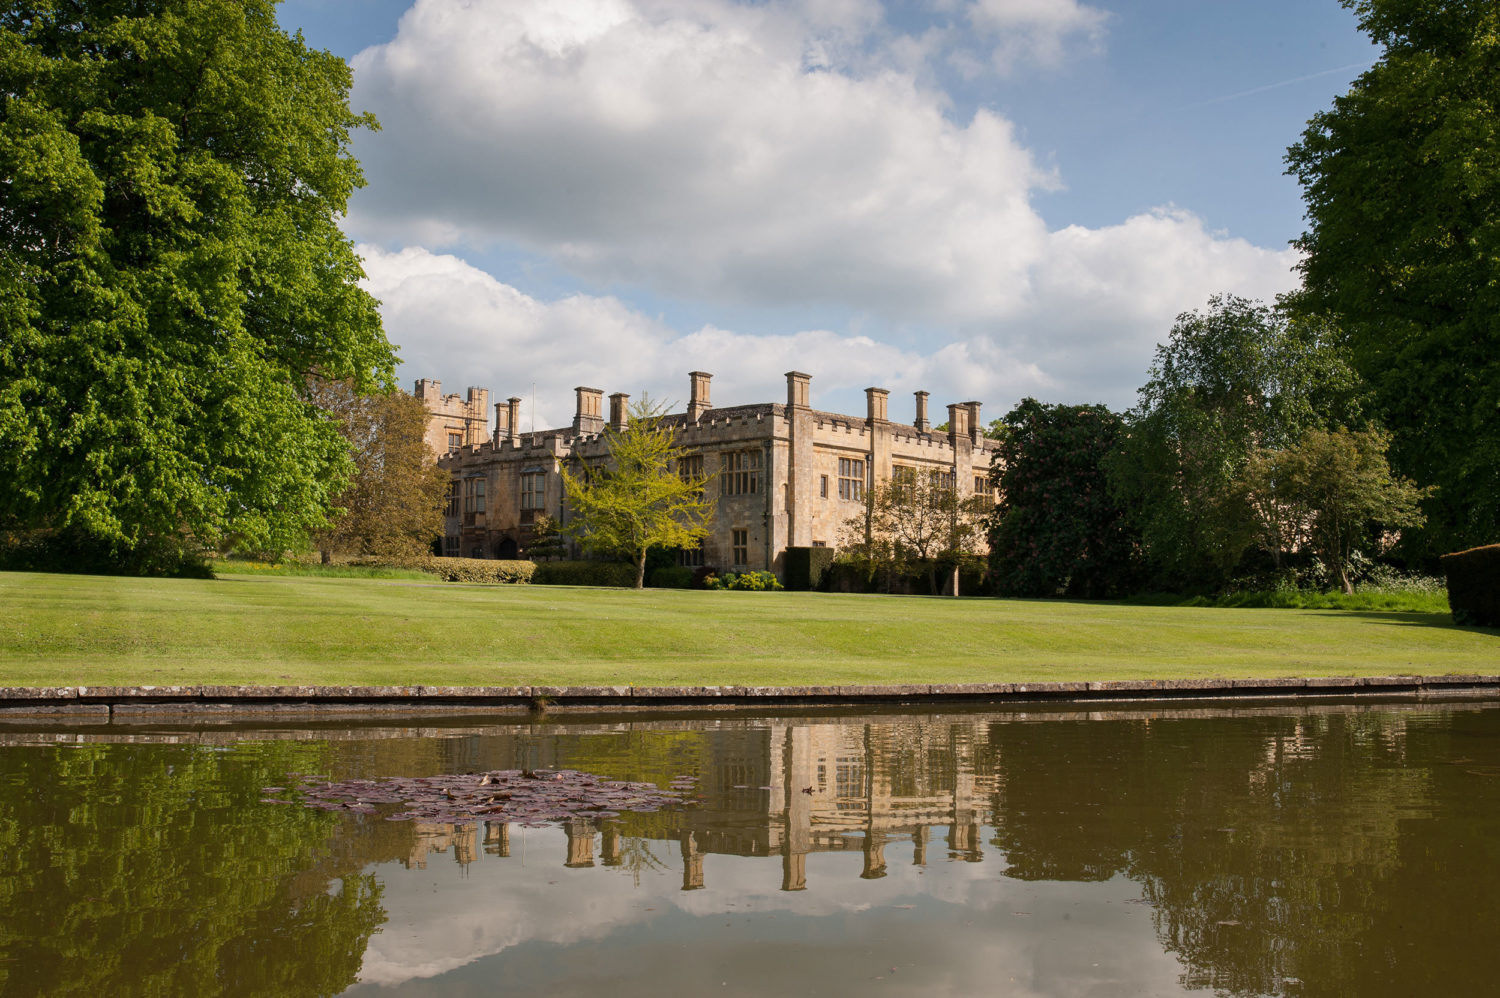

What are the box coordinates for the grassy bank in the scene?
[1,571,1493,689]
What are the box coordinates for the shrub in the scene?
[648,566,694,589]
[691,565,720,590]
[705,570,784,591]
[421,557,536,584]
[533,560,637,587]
[783,546,836,591]
[1440,544,1500,627]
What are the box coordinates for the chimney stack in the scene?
[609,392,630,431]
[913,391,929,432]
[947,402,970,444]
[965,402,983,444]
[865,387,889,424]
[573,386,604,435]
[786,371,811,410]
[687,371,712,422]
[507,397,522,445]
[493,401,509,445]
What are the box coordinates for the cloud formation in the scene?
[348,0,1300,413]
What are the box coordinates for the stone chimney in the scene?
[866,387,889,424]
[947,402,970,444]
[493,401,509,445]
[506,397,522,444]
[573,386,604,435]
[786,371,811,409]
[609,392,630,431]
[913,391,930,432]
[687,371,712,422]
[965,401,983,444]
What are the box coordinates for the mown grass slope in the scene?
[0,571,1491,688]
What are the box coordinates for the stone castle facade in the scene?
[424,370,998,574]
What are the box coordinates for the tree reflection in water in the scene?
[0,741,387,996]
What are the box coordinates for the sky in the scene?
[276,0,1379,431]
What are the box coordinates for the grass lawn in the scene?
[0,570,1494,689]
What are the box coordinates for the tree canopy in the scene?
[1107,295,1364,589]
[1286,0,1500,555]
[0,1,392,572]
[306,379,447,563]
[1239,426,1430,593]
[559,398,715,589]
[989,398,1137,598]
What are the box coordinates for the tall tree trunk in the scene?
[635,551,647,589]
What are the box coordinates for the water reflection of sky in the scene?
[350,824,1188,996]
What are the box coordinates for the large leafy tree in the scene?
[989,398,1137,598]
[1107,295,1364,589]
[560,398,716,589]
[0,1,393,572]
[1285,0,1500,555]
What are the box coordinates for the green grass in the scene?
[0,570,1493,689]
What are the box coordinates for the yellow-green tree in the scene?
[560,398,715,589]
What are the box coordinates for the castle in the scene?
[421,371,998,574]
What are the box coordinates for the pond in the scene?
[1,698,1497,996]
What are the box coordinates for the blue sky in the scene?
[276,0,1376,428]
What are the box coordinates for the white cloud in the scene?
[965,0,1108,69]
[348,0,1300,413]
[364,232,1293,422]
[349,0,1054,321]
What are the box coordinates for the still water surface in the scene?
[2,700,1498,997]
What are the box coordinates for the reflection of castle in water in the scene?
[398,720,998,891]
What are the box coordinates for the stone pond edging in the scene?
[0,674,1497,718]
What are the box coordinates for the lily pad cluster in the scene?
[263,769,698,826]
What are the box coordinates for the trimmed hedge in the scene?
[533,560,638,587]
[783,546,836,591]
[1440,544,1500,627]
[421,557,536,584]
[648,566,694,589]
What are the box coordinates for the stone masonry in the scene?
[414,379,489,459]
[424,371,998,574]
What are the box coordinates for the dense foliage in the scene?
[1107,295,1364,589]
[1239,427,1430,593]
[1439,543,1500,627]
[0,1,391,572]
[989,398,1137,598]
[1286,0,1500,555]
